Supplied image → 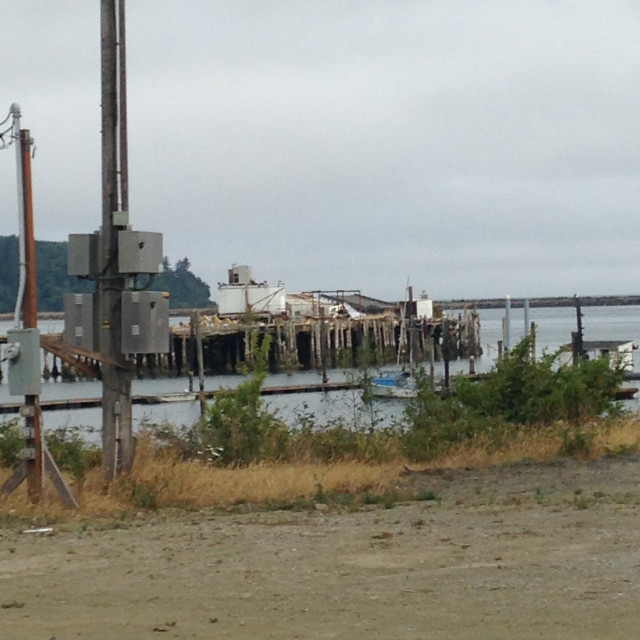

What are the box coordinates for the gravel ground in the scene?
[2,455,640,639]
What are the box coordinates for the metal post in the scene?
[100,0,133,476]
[523,298,530,336]
[530,322,536,362]
[12,105,26,327]
[504,295,511,352]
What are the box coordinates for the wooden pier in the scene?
[0,381,361,415]
[163,308,482,378]
[0,306,482,382]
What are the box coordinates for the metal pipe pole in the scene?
[504,295,511,352]
[11,104,26,328]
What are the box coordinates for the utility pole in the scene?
[100,0,133,477]
[1,109,77,508]
[64,0,166,481]
[20,129,44,500]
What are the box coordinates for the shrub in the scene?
[192,333,289,464]
[45,427,101,482]
[289,422,396,463]
[402,336,626,460]
[401,369,508,460]
[455,336,625,426]
[0,420,22,467]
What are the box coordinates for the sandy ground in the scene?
[2,455,640,640]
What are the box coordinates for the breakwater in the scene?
[442,295,640,310]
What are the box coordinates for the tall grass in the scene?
[2,418,640,518]
[1,335,636,517]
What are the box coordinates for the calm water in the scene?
[1,305,639,436]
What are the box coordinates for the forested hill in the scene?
[0,235,213,312]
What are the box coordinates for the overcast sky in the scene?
[2,1,640,302]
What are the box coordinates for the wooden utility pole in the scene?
[100,0,133,477]
[1,126,78,508]
[20,129,43,500]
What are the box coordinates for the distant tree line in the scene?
[0,235,213,312]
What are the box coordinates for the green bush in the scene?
[290,422,395,463]
[558,427,594,458]
[193,333,289,464]
[0,420,22,467]
[402,336,626,460]
[45,427,102,482]
[455,336,624,426]
[401,374,507,461]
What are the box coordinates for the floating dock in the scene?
[0,381,360,415]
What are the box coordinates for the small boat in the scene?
[370,370,417,399]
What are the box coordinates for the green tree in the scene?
[0,236,213,311]
[151,256,213,308]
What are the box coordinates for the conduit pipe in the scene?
[11,103,26,328]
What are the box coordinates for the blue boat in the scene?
[370,370,417,399]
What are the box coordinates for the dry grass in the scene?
[412,418,640,471]
[0,434,403,518]
[2,418,640,519]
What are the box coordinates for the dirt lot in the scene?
[2,455,640,640]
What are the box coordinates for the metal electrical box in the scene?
[68,233,101,278]
[121,291,169,354]
[63,293,97,350]
[118,231,163,274]
[6,328,42,396]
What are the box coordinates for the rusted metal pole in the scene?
[20,129,43,501]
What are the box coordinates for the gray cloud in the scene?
[2,1,640,302]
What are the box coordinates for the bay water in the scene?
[1,305,639,438]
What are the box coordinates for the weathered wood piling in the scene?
[0,306,482,381]
[166,308,482,377]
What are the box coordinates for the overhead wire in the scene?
[0,105,19,150]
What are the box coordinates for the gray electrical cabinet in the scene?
[63,293,96,350]
[68,233,101,278]
[6,328,42,396]
[118,231,163,274]
[121,291,169,354]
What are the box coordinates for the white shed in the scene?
[558,340,636,372]
[218,283,285,316]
